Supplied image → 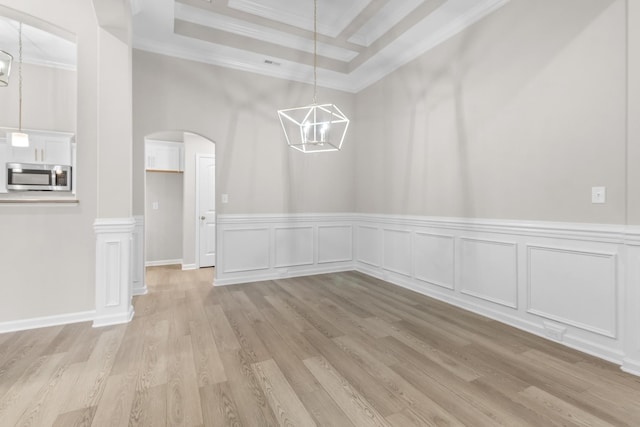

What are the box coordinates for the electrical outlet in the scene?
[221,194,229,204]
[152,201,159,210]
[592,187,606,204]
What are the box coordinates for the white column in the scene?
[93,218,135,327]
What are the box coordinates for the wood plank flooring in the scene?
[1,266,640,426]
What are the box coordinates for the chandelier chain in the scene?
[313,0,317,104]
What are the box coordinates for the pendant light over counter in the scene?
[0,50,12,87]
[277,0,349,153]
[11,22,29,148]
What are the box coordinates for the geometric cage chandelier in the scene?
[277,0,349,153]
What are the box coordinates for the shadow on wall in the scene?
[365,0,618,218]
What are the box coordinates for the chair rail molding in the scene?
[93,217,136,327]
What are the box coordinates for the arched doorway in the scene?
[142,130,216,283]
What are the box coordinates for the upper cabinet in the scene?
[146,140,184,172]
[9,132,73,165]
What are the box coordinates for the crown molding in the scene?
[227,0,370,38]
[134,0,511,94]
[175,2,359,62]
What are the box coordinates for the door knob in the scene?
[201,216,206,220]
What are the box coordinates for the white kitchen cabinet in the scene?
[146,140,184,172]
[8,131,73,165]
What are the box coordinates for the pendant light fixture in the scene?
[11,22,28,148]
[277,0,349,153]
[0,50,12,87]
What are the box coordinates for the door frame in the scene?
[195,153,215,268]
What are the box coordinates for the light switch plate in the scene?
[152,201,159,210]
[221,194,229,204]
[592,186,606,204]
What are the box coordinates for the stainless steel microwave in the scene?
[6,163,71,191]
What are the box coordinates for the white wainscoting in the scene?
[527,245,617,338]
[354,215,634,368]
[216,213,638,370]
[414,232,455,290]
[215,214,355,286]
[459,238,518,309]
[93,217,135,328]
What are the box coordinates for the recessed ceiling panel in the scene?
[348,0,428,46]
[228,0,371,37]
[175,3,359,61]
[133,0,511,92]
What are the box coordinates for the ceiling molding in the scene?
[227,0,371,38]
[133,0,512,93]
[344,0,511,92]
[175,2,359,62]
[348,0,426,47]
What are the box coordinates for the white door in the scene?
[197,155,215,267]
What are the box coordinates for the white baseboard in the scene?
[132,286,148,296]
[92,306,134,328]
[622,358,640,376]
[182,263,197,271]
[357,265,625,365]
[0,310,96,334]
[214,264,353,286]
[145,259,182,267]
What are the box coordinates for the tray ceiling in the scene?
[133,0,509,93]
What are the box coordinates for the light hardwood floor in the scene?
[1,266,640,426]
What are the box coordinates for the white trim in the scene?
[215,213,639,374]
[0,310,95,334]
[94,217,135,328]
[622,358,640,376]
[182,263,198,271]
[145,259,183,267]
[93,306,134,328]
[214,263,353,286]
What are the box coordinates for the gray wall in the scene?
[145,170,183,263]
[0,63,76,132]
[132,50,357,217]
[355,0,626,224]
[0,0,131,323]
[133,0,632,226]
